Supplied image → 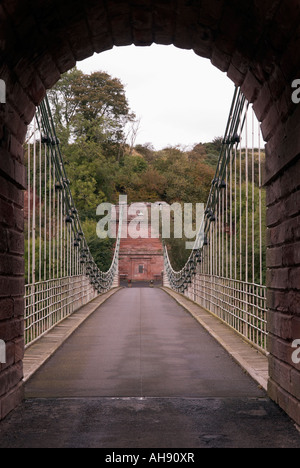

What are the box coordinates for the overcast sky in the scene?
[77,44,234,150]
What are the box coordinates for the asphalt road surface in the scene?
[0,288,299,448]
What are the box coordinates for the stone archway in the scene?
[0,0,299,424]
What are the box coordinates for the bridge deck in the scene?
[25,288,263,399]
[1,288,299,448]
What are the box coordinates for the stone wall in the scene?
[0,0,299,422]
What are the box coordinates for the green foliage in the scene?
[81,219,115,272]
[204,152,219,168]
[233,182,267,285]
[48,68,135,153]
[62,140,108,218]
[47,68,266,277]
[166,238,191,272]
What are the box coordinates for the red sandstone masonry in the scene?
[291,369,300,401]
[211,48,231,73]
[0,383,24,420]
[266,268,290,291]
[283,242,300,267]
[289,291,300,317]
[261,103,282,142]
[266,246,283,269]
[269,378,300,426]
[227,63,245,87]
[50,41,77,75]
[265,109,300,185]
[0,175,24,207]
[267,189,300,228]
[0,255,24,277]
[0,317,24,342]
[269,356,295,395]
[267,216,300,247]
[268,312,300,341]
[253,82,272,123]
[267,311,293,340]
[0,361,23,395]
[266,159,300,207]
[0,150,26,190]
[0,0,299,425]
[268,334,296,366]
[241,70,262,104]
[0,298,15,322]
[281,25,300,80]
[267,290,300,317]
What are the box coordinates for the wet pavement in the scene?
[1,397,300,448]
[25,288,265,399]
[0,288,299,448]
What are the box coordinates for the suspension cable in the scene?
[164,87,249,293]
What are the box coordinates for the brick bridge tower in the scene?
[117,203,164,286]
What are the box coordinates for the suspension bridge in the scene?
[24,87,268,356]
[0,87,299,448]
[1,0,300,449]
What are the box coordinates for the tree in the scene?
[81,219,115,272]
[48,68,83,145]
[62,139,117,218]
[123,117,141,158]
[134,143,155,162]
[48,68,135,153]
[47,68,239,272]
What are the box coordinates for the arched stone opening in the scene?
[0,0,299,423]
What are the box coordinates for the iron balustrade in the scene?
[25,88,267,352]
[25,96,123,347]
[164,87,268,354]
[25,276,97,347]
[185,275,267,353]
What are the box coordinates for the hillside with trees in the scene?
[46,68,265,273]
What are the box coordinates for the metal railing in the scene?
[25,97,122,347]
[25,276,97,346]
[164,87,268,353]
[185,275,267,352]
